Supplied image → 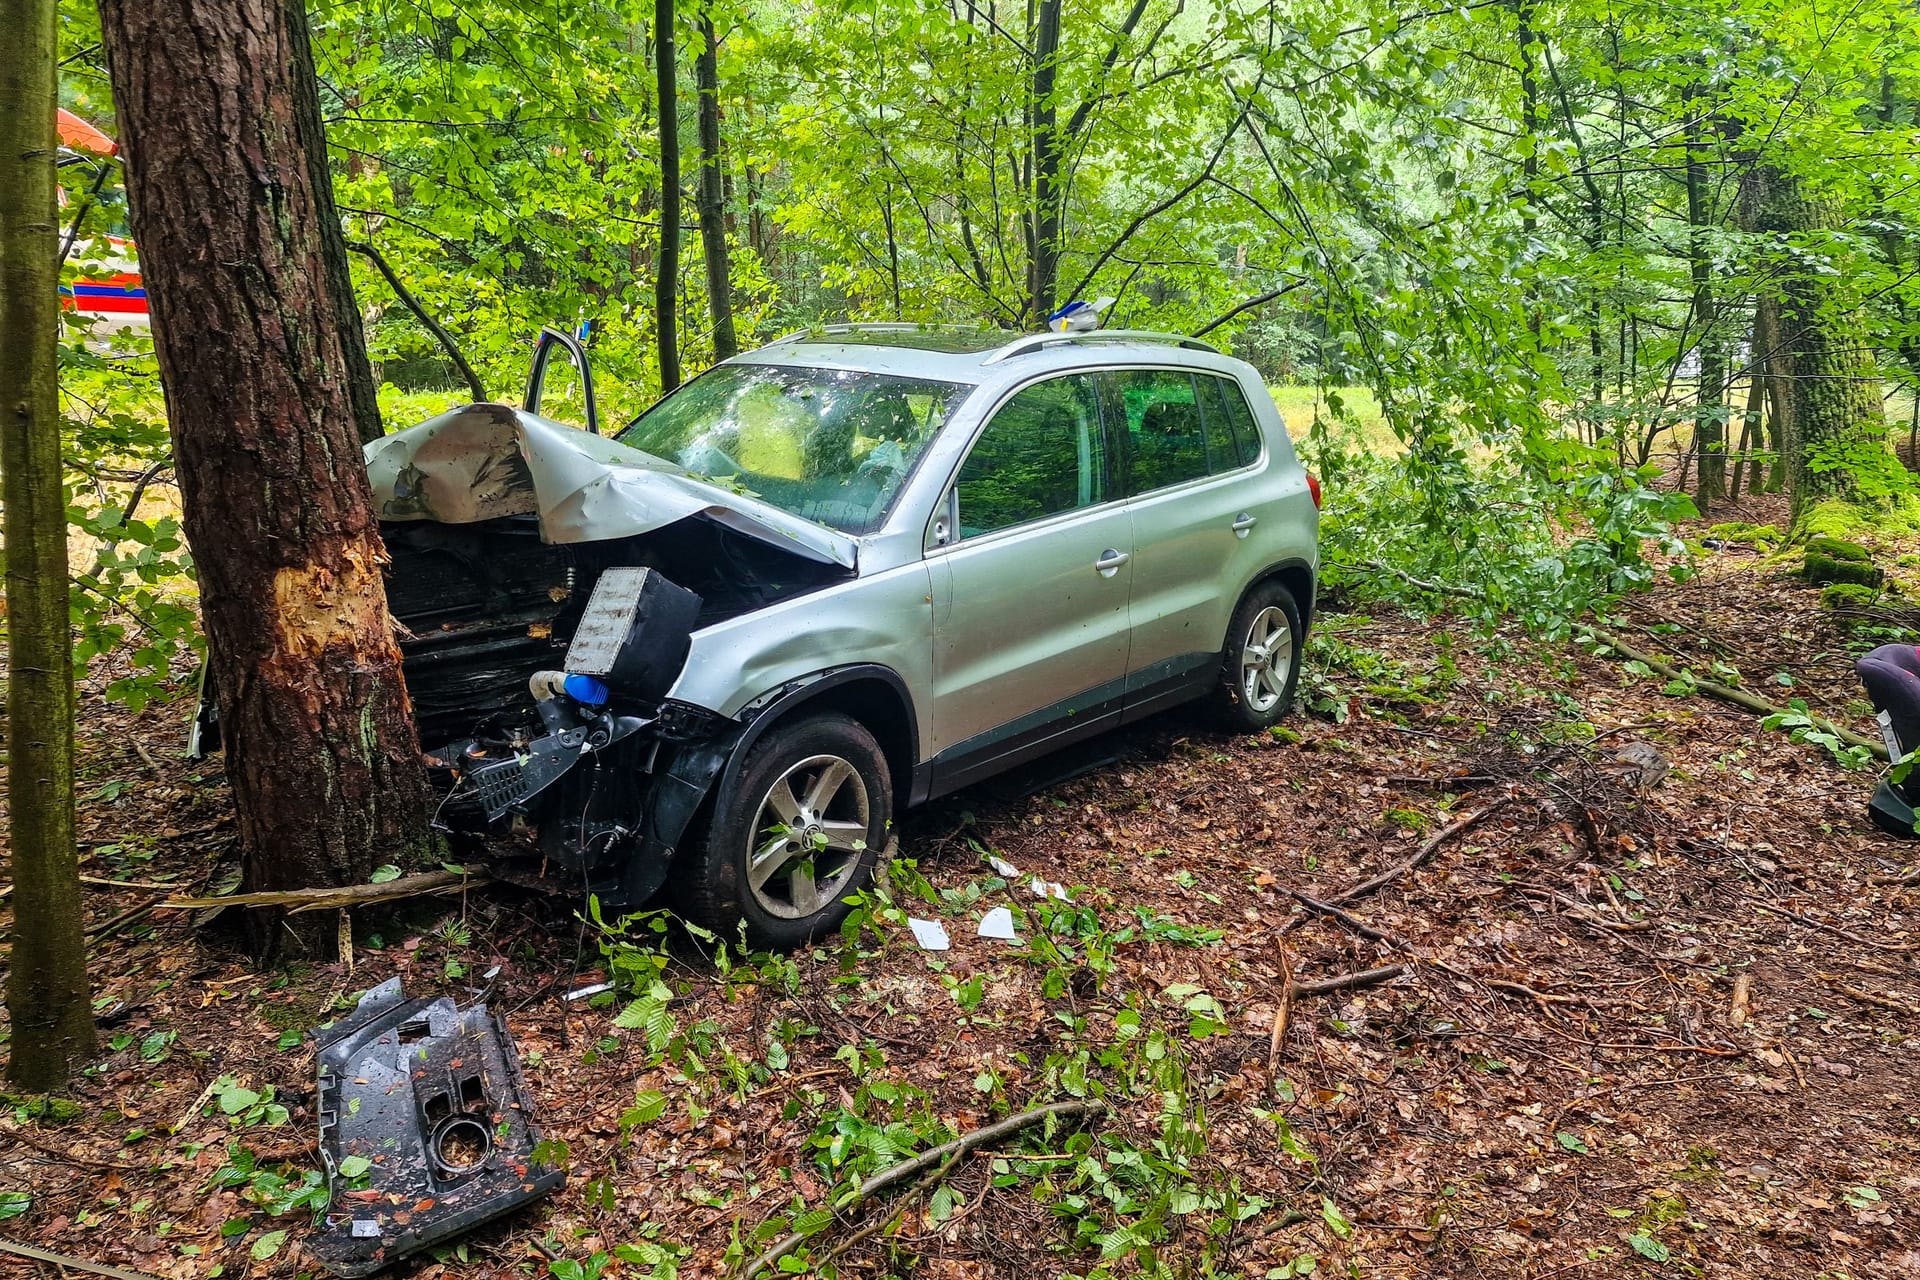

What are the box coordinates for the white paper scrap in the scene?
[977,906,1018,941]
[908,917,951,951]
[987,855,1020,878]
[1030,877,1068,901]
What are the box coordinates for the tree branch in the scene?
[345,240,487,403]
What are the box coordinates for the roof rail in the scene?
[764,321,1000,346]
[981,329,1222,366]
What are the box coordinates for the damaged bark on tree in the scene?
[98,0,435,958]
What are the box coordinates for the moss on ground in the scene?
[1804,551,1885,587]
[1706,521,1783,547]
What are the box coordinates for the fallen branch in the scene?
[739,1099,1104,1280]
[1823,976,1920,1017]
[1746,898,1913,953]
[1576,623,1886,761]
[1324,798,1513,906]
[1728,973,1753,1027]
[1287,964,1409,1000]
[814,1150,961,1272]
[1279,888,1388,940]
[157,868,486,915]
[0,1240,160,1280]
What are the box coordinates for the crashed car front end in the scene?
[370,403,862,907]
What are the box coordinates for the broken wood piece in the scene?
[1728,973,1753,1027]
[738,1098,1105,1280]
[1325,798,1513,906]
[156,867,486,914]
[1268,947,1296,1075]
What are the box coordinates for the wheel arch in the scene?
[719,664,920,817]
[1241,558,1317,640]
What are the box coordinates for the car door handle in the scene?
[1231,512,1258,537]
[1094,549,1130,577]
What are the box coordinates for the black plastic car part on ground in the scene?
[309,979,563,1277]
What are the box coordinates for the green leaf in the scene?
[928,1183,958,1222]
[1627,1233,1669,1261]
[338,1155,372,1179]
[0,1192,29,1221]
[250,1230,287,1262]
[369,865,402,884]
[626,1090,668,1125]
[1555,1131,1588,1154]
[218,1085,260,1115]
[1321,1196,1353,1239]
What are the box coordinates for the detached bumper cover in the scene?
[310,979,563,1277]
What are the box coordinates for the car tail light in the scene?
[1306,473,1322,509]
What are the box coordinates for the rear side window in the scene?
[1107,369,1209,494]
[1198,374,1263,468]
[954,373,1107,537]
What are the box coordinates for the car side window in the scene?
[1198,374,1264,469]
[1108,369,1209,494]
[953,373,1107,538]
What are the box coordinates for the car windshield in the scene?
[617,363,974,534]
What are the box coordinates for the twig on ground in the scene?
[0,1239,161,1280]
[1325,798,1513,906]
[738,1099,1105,1280]
[1728,973,1753,1027]
[85,898,161,939]
[1746,898,1913,953]
[0,1124,141,1172]
[1279,888,1389,940]
[1288,965,1409,999]
[815,1150,961,1271]
[1823,976,1920,1016]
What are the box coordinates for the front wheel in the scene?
[1214,581,1303,732]
[677,712,891,949]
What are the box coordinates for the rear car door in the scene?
[925,371,1133,791]
[1105,367,1269,720]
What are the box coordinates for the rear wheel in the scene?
[677,713,890,949]
[1214,581,1302,732]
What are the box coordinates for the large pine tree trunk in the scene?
[1,0,97,1090]
[98,0,433,954]
[1743,166,1893,521]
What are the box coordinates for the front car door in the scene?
[1104,367,1269,720]
[925,371,1133,793]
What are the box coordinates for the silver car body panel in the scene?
[658,338,1317,775]
[364,402,860,568]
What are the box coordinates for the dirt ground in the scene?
[4,490,1919,1280]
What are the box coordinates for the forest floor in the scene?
[4,490,1920,1280]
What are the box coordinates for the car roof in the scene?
[733,325,1234,385]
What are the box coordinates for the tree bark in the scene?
[1742,165,1892,521]
[1027,0,1063,325]
[288,0,382,445]
[1,0,97,1090]
[1684,101,1725,510]
[654,0,683,390]
[98,0,434,957]
[694,7,737,361]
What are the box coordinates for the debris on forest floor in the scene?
[310,979,562,1276]
[7,490,1920,1279]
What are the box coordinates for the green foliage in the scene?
[1803,551,1885,588]
[1820,582,1879,610]
[1806,536,1872,564]
[1706,522,1783,547]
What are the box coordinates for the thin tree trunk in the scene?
[693,6,736,361]
[98,0,434,957]
[1730,314,1766,502]
[1685,99,1725,511]
[1027,0,1062,325]
[654,0,682,390]
[1,0,97,1090]
[289,0,382,445]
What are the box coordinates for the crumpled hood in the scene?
[364,403,859,568]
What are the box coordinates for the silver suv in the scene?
[365,325,1319,945]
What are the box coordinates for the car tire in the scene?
[677,712,891,949]
[1215,580,1303,732]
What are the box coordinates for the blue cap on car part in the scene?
[563,673,610,706]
